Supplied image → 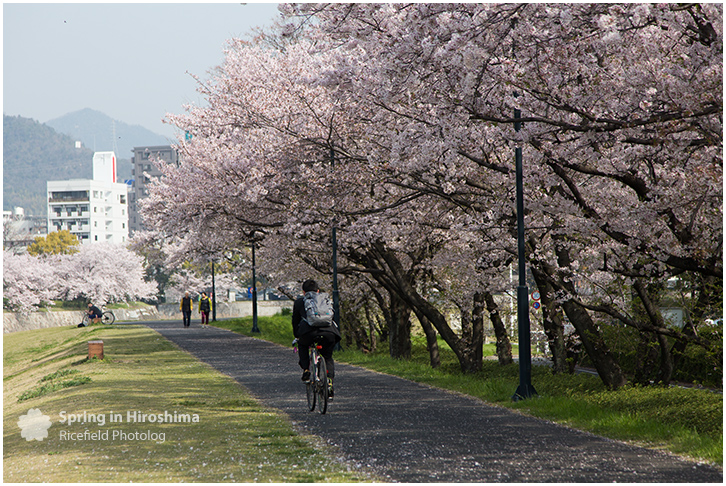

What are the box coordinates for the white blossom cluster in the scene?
[3,243,158,315]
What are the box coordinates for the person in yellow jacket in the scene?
[199,292,213,328]
[180,291,194,327]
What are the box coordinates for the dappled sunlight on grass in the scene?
[4,324,372,482]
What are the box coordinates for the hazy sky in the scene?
[3,2,281,139]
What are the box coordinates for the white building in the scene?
[47,152,129,244]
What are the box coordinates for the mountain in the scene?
[4,110,171,217]
[46,108,170,159]
[3,115,96,216]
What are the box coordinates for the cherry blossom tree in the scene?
[146,3,721,385]
[147,25,507,370]
[3,243,157,314]
[3,251,58,315]
[285,2,722,385]
[53,243,158,305]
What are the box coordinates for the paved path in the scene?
[143,320,722,482]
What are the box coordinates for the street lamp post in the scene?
[211,258,217,322]
[330,146,342,350]
[332,226,340,325]
[251,241,260,333]
[512,96,537,401]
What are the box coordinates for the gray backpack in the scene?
[302,291,334,327]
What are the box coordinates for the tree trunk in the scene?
[364,301,378,353]
[460,305,472,343]
[368,283,390,345]
[633,279,672,385]
[530,265,567,373]
[470,291,486,369]
[340,304,357,349]
[553,245,627,389]
[634,331,660,385]
[418,314,441,368]
[483,291,513,365]
[656,332,674,385]
[374,245,482,373]
[561,298,627,389]
[346,242,482,373]
[388,292,412,359]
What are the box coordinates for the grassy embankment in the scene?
[3,324,373,482]
[216,314,723,467]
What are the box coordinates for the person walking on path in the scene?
[199,292,212,328]
[292,279,341,398]
[180,291,194,327]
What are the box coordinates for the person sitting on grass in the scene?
[87,303,103,324]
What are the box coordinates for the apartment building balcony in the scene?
[48,191,90,203]
[51,212,90,219]
[49,197,90,204]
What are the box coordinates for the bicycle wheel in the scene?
[102,311,116,325]
[306,349,316,411]
[316,352,328,414]
[81,314,90,326]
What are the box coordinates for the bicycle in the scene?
[80,307,116,326]
[294,337,330,414]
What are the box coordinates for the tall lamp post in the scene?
[211,258,217,322]
[330,146,342,350]
[332,226,340,325]
[512,94,537,401]
[251,239,260,333]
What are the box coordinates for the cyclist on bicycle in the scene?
[292,279,341,398]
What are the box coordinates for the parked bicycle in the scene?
[80,307,115,326]
[294,337,330,414]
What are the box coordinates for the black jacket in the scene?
[292,296,341,340]
[180,296,193,313]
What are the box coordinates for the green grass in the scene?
[4,324,374,482]
[39,369,81,382]
[217,315,723,467]
[19,373,92,402]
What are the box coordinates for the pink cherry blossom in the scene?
[138,4,721,383]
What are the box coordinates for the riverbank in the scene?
[4,323,366,482]
[3,300,292,333]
